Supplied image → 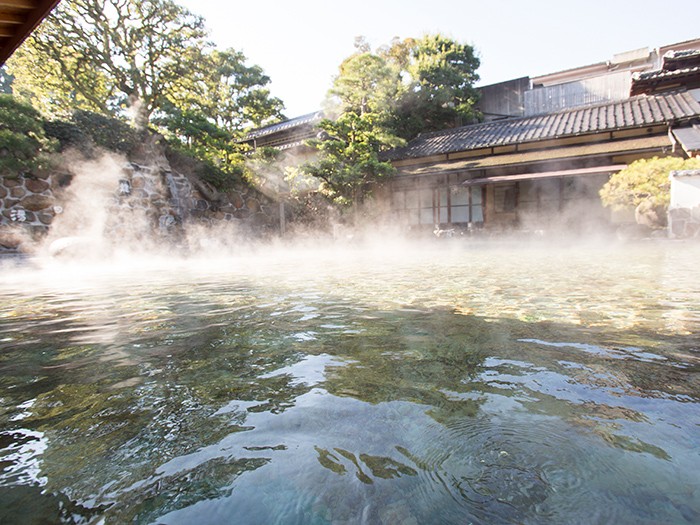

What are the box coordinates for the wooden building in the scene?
[239,39,700,236]
[240,111,323,154]
[385,91,700,234]
[385,39,700,235]
[476,38,700,121]
[631,49,700,96]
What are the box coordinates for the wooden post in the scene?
[279,201,286,236]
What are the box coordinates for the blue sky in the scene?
[179,0,700,117]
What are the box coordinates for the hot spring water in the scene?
[0,242,699,524]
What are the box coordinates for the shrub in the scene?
[0,94,55,175]
[600,156,700,211]
[44,110,146,155]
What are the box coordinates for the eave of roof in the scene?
[670,169,700,178]
[387,91,700,162]
[633,66,700,83]
[396,135,673,177]
[0,0,61,66]
[673,124,700,154]
[462,164,626,186]
[243,111,323,141]
[662,49,700,70]
[630,67,700,95]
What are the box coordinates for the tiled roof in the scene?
[633,66,700,83]
[243,111,323,140]
[662,49,700,70]
[397,136,672,177]
[673,124,700,153]
[387,92,700,161]
[630,67,700,96]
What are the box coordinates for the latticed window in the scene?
[449,187,483,224]
[392,186,484,226]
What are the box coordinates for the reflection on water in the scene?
[0,242,699,524]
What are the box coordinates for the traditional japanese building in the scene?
[240,111,324,155]
[384,38,700,235]
[239,38,700,236]
[385,91,700,234]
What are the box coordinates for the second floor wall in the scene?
[477,38,700,120]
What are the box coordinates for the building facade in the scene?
[385,39,700,235]
[241,39,700,236]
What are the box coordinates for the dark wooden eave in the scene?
[0,0,61,66]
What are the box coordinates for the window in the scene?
[419,188,434,225]
[391,188,424,225]
[392,185,484,226]
[451,186,483,224]
[538,179,560,213]
[438,188,449,223]
[494,184,516,213]
[405,189,420,224]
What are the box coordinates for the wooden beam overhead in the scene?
[0,25,17,37]
[0,13,28,24]
[0,0,36,10]
[0,0,60,65]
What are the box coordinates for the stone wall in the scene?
[0,154,279,253]
[110,163,279,235]
[0,171,62,250]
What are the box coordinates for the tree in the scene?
[330,52,398,116]
[303,33,479,208]
[8,0,284,133]
[304,46,407,207]
[7,0,209,126]
[157,48,284,169]
[165,48,284,132]
[384,34,481,139]
[303,112,400,206]
[7,0,285,185]
[600,156,700,227]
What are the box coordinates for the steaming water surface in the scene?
[0,242,699,524]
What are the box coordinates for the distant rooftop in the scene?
[662,48,700,70]
[632,66,700,85]
[630,48,700,96]
[529,38,700,87]
[244,111,324,141]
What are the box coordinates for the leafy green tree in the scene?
[155,100,238,168]
[7,0,209,126]
[0,95,55,175]
[305,45,407,207]
[304,33,479,207]
[384,34,481,139]
[8,0,285,186]
[329,52,399,116]
[303,112,400,206]
[204,49,284,131]
[600,156,700,211]
[157,48,284,169]
[303,48,403,207]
